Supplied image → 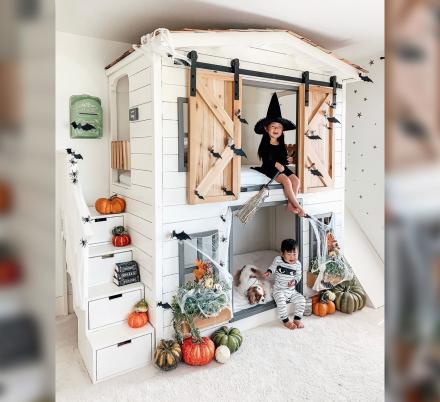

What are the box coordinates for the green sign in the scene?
[70,95,103,139]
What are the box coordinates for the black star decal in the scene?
[353,141,356,144]
[357,112,362,118]
[351,125,355,128]
[373,145,377,149]
[369,59,375,66]
[354,89,358,94]
[359,195,363,199]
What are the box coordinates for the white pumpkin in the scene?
[215,345,230,364]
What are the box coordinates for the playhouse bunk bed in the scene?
[67,28,366,383]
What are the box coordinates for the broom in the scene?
[236,172,280,224]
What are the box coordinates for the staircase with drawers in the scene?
[76,207,154,383]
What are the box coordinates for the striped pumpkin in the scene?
[334,283,367,314]
[154,339,181,371]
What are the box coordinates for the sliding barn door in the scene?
[297,85,335,193]
[187,71,242,204]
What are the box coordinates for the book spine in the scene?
[113,275,140,287]
[116,269,139,279]
[115,261,139,273]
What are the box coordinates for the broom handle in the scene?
[265,171,280,188]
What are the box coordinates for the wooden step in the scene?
[88,206,126,220]
[88,281,143,302]
[88,242,134,258]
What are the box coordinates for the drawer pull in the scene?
[101,253,114,259]
[117,339,132,347]
[94,217,107,222]
[109,294,122,300]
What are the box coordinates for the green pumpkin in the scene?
[134,299,149,313]
[112,225,126,236]
[334,282,367,314]
[154,339,182,371]
[211,326,243,353]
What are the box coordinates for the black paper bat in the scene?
[305,131,322,140]
[209,148,222,159]
[380,56,385,60]
[194,190,205,200]
[309,167,323,177]
[222,187,235,196]
[327,116,341,124]
[220,214,226,222]
[157,301,172,309]
[80,238,88,247]
[358,74,374,83]
[69,158,77,165]
[71,121,96,131]
[172,230,192,241]
[230,144,247,158]
[235,109,248,124]
[66,148,83,159]
[82,216,92,223]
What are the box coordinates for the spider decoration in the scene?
[82,216,92,224]
[69,158,77,165]
[80,238,88,248]
[69,171,79,184]
[221,236,228,243]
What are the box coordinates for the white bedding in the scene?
[118,171,131,186]
[232,249,279,312]
[240,164,296,187]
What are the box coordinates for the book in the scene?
[115,269,139,280]
[115,260,139,274]
[113,275,140,287]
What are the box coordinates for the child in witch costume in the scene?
[253,93,304,217]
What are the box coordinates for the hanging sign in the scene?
[70,95,103,139]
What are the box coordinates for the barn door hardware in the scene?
[188,50,198,97]
[302,71,310,106]
[231,58,240,100]
[330,76,337,107]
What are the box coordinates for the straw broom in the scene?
[236,172,280,224]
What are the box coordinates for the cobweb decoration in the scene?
[308,216,354,291]
[134,28,189,65]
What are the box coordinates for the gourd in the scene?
[312,301,335,317]
[215,345,231,364]
[112,226,125,236]
[95,194,126,214]
[181,337,215,366]
[154,339,181,371]
[211,326,243,353]
[127,311,148,328]
[334,282,367,314]
[134,299,148,313]
[112,232,131,247]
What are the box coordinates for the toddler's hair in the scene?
[281,238,298,252]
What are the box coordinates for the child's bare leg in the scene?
[276,175,304,216]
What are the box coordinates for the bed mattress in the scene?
[232,249,279,313]
[240,164,296,187]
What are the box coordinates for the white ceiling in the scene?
[56,0,384,61]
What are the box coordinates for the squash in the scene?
[182,337,215,366]
[313,301,332,317]
[211,326,243,353]
[326,300,336,314]
[334,282,367,314]
[134,299,148,313]
[112,233,131,247]
[154,339,181,371]
[112,226,125,236]
[127,311,148,328]
[215,345,230,364]
[95,194,126,214]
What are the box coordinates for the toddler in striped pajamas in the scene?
[264,239,306,330]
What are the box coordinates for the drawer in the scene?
[96,334,152,381]
[88,251,132,287]
[89,215,124,244]
[88,289,142,330]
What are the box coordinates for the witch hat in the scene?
[254,92,296,134]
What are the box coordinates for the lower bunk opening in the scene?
[229,200,302,322]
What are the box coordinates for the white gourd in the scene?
[215,345,230,364]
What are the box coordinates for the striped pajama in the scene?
[273,288,306,322]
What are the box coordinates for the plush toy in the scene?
[215,345,231,364]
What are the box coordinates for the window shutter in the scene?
[187,71,242,204]
[297,85,335,193]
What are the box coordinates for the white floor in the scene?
[56,308,384,402]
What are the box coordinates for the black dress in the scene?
[253,143,294,179]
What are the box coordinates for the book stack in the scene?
[113,260,140,287]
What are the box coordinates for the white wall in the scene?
[345,54,384,261]
[55,32,130,308]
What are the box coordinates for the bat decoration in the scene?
[80,238,88,248]
[309,164,323,177]
[222,187,235,196]
[157,301,172,309]
[358,73,374,83]
[69,171,79,184]
[66,148,83,160]
[326,101,336,109]
[305,131,322,140]
[230,144,247,158]
[219,261,225,267]
[220,214,226,222]
[327,116,341,124]
[82,215,92,223]
[172,230,192,241]
[235,109,248,124]
[194,190,205,200]
[209,147,222,159]
[221,236,228,243]
[71,121,96,131]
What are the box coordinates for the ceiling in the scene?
[56,0,384,61]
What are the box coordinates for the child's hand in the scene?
[287,156,294,164]
[263,271,271,278]
[275,162,285,172]
[288,280,296,287]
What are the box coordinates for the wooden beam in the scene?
[306,92,329,129]
[305,144,333,187]
[196,78,234,138]
[297,85,305,193]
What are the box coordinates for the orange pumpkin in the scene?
[127,312,148,328]
[95,195,126,214]
[326,300,336,314]
[112,233,131,247]
[313,302,328,317]
[182,337,215,366]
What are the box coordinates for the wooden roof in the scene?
[105,28,368,74]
